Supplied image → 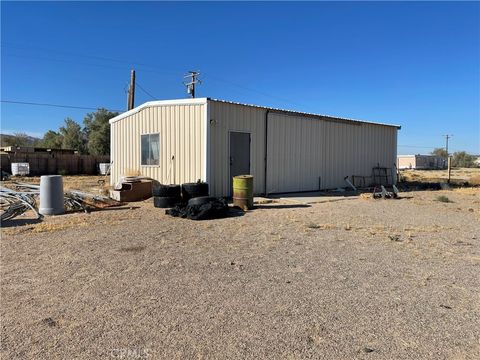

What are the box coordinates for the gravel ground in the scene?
[1,188,479,359]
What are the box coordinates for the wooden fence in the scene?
[0,152,110,176]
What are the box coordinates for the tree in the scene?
[452,151,476,168]
[59,118,87,153]
[83,108,118,155]
[40,130,64,149]
[431,147,448,158]
[2,132,31,147]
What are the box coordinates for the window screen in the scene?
[141,133,160,165]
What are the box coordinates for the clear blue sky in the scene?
[1,1,479,154]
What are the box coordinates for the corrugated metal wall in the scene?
[208,101,266,197]
[110,103,205,186]
[111,100,398,196]
[266,112,397,192]
[209,100,398,196]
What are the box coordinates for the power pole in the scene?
[443,134,453,180]
[127,70,136,110]
[443,134,453,156]
[183,71,201,98]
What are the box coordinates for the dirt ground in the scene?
[1,179,479,359]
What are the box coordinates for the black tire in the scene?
[153,184,181,197]
[187,196,218,206]
[153,196,180,208]
[181,182,209,201]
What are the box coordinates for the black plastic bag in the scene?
[166,198,229,220]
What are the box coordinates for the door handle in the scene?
[230,156,233,166]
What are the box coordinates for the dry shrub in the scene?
[436,195,452,203]
[468,176,480,186]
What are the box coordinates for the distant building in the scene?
[474,156,480,167]
[0,146,77,155]
[397,155,446,170]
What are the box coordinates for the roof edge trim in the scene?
[109,98,208,124]
[208,98,401,129]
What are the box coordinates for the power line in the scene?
[2,42,305,107]
[136,82,157,100]
[398,144,438,148]
[1,100,123,112]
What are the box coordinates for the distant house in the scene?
[474,156,480,167]
[397,154,446,170]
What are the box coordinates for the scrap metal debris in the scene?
[0,186,41,221]
[0,182,124,221]
[373,185,400,199]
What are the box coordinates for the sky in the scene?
[1,1,479,154]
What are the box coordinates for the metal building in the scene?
[397,155,446,170]
[109,98,400,196]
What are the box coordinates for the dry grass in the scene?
[400,167,480,183]
[30,220,88,233]
[469,175,480,186]
[454,187,479,195]
[359,193,372,200]
[2,175,108,193]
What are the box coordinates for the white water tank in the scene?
[99,163,111,175]
[39,175,65,215]
[11,162,30,176]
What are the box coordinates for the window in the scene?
[141,133,160,166]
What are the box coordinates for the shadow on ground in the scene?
[254,204,311,209]
[1,218,43,228]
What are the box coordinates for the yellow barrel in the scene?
[233,175,254,210]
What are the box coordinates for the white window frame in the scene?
[140,133,160,167]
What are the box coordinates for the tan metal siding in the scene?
[208,101,266,197]
[266,113,398,192]
[110,103,205,186]
[208,101,397,196]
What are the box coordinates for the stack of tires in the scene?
[153,182,210,208]
[181,182,209,202]
[152,184,181,208]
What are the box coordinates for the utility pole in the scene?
[127,69,136,110]
[443,134,453,182]
[183,71,201,98]
[443,134,453,156]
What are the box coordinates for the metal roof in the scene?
[109,97,401,129]
[208,98,401,129]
